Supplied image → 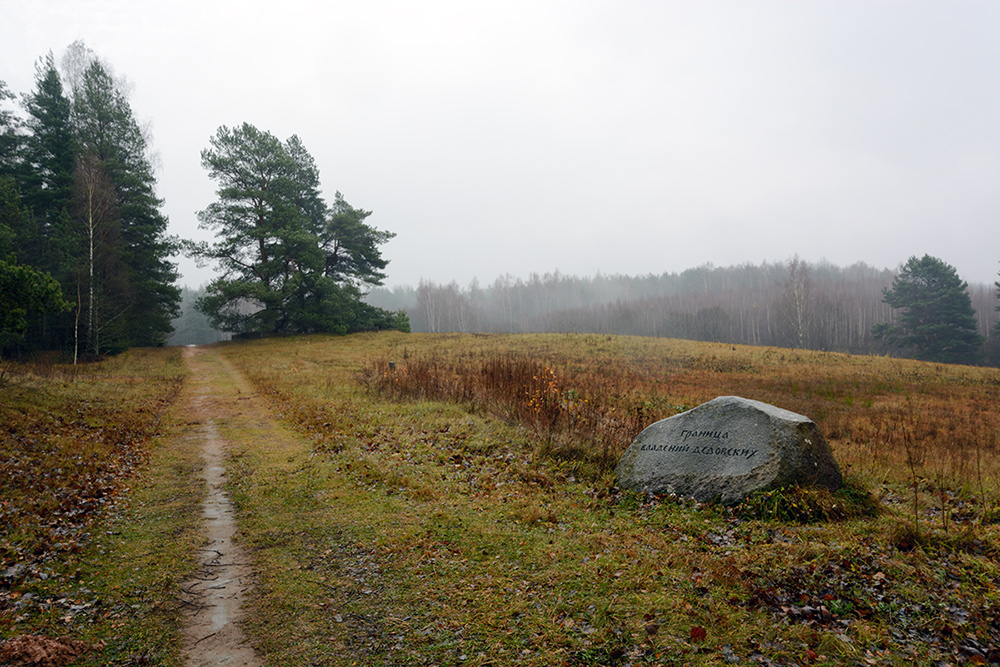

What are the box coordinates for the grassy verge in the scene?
[215,332,1000,665]
[0,348,203,666]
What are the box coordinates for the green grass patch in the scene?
[734,479,880,523]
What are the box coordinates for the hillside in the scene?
[3,333,1000,665]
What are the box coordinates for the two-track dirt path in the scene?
[176,347,264,667]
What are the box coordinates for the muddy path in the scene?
[177,347,263,667]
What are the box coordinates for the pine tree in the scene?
[193,123,407,336]
[872,255,984,364]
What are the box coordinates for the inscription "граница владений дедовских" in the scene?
[637,440,758,459]
[616,396,842,503]
[636,430,759,458]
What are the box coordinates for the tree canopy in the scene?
[0,45,180,359]
[0,176,68,352]
[191,123,407,336]
[872,255,984,364]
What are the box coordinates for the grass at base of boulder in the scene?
[734,479,881,523]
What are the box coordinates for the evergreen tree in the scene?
[1,84,69,355]
[1,49,179,358]
[70,58,179,351]
[872,255,984,364]
[192,123,407,336]
[0,80,22,177]
[0,177,68,355]
[21,54,77,261]
[18,56,78,352]
[322,192,394,287]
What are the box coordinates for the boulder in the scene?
[615,396,842,503]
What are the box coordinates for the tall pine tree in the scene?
[193,123,407,335]
[872,255,984,364]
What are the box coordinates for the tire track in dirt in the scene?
[178,347,263,667]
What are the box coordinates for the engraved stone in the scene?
[615,396,842,503]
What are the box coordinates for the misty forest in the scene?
[2,45,1000,365]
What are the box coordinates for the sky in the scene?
[1,0,998,289]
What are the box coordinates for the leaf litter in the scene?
[0,352,184,663]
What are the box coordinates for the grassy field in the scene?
[219,332,1000,666]
[3,332,1000,665]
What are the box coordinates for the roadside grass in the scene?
[0,348,202,666]
[216,332,1000,665]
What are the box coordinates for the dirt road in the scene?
[176,347,264,667]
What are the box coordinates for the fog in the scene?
[2,0,998,288]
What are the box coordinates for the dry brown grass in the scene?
[354,333,1000,496]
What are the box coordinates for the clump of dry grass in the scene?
[362,354,655,471]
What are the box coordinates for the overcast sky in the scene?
[2,0,998,289]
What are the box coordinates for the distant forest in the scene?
[168,286,229,347]
[5,52,995,365]
[363,258,1000,365]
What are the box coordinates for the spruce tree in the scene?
[22,53,77,254]
[71,59,179,351]
[19,56,78,350]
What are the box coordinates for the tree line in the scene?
[2,43,992,363]
[1,44,406,359]
[1,44,179,360]
[367,256,1000,365]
